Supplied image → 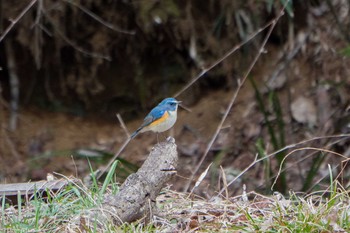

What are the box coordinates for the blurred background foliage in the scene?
[1,0,350,195]
[0,0,308,118]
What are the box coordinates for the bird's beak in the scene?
[177,101,191,112]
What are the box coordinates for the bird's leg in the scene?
[156,133,167,144]
[160,132,168,142]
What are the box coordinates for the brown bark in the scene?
[83,137,178,226]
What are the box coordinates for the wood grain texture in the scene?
[104,137,178,224]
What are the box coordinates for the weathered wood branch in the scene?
[103,137,178,224]
[0,179,70,205]
[75,137,178,229]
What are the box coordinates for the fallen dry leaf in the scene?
[291,96,317,126]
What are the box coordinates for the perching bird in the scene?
[97,97,181,179]
[130,97,181,139]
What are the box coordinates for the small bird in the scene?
[97,97,180,178]
[130,97,181,139]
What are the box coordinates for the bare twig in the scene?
[184,7,285,192]
[33,0,43,69]
[63,0,135,35]
[216,154,259,197]
[265,135,347,192]
[188,162,212,196]
[96,113,137,179]
[42,10,111,61]
[271,147,348,190]
[97,136,132,179]
[220,165,229,200]
[173,18,274,98]
[0,0,38,44]
[217,134,350,196]
[0,0,113,61]
[116,113,130,137]
[306,162,340,192]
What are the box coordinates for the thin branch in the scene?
[33,0,44,69]
[97,136,132,180]
[116,113,130,137]
[0,0,38,44]
[96,113,135,179]
[184,8,285,193]
[271,147,348,190]
[173,18,273,98]
[42,11,112,61]
[216,134,350,196]
[63,0,135,35]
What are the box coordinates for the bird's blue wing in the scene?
[140,107,165,127]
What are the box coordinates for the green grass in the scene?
[250,77,287,193]
[1,168,350,232]
[0,161,120,233]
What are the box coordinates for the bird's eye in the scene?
[169,102,176,106]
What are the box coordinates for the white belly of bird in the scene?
[151,110,177,133]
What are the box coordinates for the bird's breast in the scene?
[147,110,177,133]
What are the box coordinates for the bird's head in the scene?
[159,97,181,111]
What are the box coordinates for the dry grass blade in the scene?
[271,147,349,190]
[184,5,286,193]
[2,183,349,232]
[173,18,275,98]
[189,162,212,196]
[220,165,229,200]
[97,137,131,180]
[216,134,350,196]
[97,113,134,179]
[217,154,258,197]
[0,0,38,44]
[116,113,130,137]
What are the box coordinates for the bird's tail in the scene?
[130,127,142,139]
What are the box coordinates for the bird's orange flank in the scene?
[149,111,169,127]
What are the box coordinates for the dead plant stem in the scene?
[0,0,37,44]
[184,9,285,193]
[217,134,350,196]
